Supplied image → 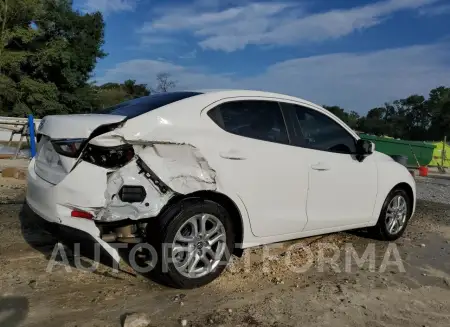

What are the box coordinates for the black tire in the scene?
[145,198,235,289]
[370,188,412,241]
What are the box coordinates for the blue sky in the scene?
[74,0,450,113]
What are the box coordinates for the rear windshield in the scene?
[101,92,202,119]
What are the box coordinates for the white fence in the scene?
[0,116,42,142]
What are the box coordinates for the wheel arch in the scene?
[160,190,245,256]
[368,181,415,240]
[371,174,416,226]
[189,190,244,256]
[392,182,415,213]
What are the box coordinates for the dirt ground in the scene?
[0,176,449,327]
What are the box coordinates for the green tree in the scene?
[325,86,450,141]
[323,105,347,121]
[347,111,360,130]
[0,0,106,116]
[428,86,450,140]
[123,79,150,98]
[324,105,359,130]
[94,79,151,108]
[96,87,128,109]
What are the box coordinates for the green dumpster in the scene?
[359,134,435,167]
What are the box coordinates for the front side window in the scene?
[208,100,289,144]
[283,103,356,154]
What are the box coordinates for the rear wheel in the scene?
[370,188,411,241]
[146,199,235,288]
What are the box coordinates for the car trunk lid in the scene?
[35,114,127,185]
[37,114,127,139]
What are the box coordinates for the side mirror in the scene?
[356,139,375,155]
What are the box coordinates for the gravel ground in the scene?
[416,176,450,205]
[0,175,449,327]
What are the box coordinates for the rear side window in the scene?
[101,92,202,119]
[282,103,356,154]
[208,100,289,145]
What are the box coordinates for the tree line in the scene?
[0,0,176,117]
[92,73,176,109]
[324,86,450,141]
[1,0,449,142]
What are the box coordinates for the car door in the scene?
[205,99,309,237]
[280,102,378,231]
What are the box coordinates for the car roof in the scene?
[123,89,359,141]
[188,89,322,110]
[192,88,299,99]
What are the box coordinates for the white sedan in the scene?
[26,90,416,288]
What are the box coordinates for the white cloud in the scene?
[179,49,198,59]
[193,0,252,9]
[140,3,292,34]
[128,37,186,54]
[140,36,179,45]
[138,0,438,52]
[82,0,137,15]
[419,3,450,15]
[95,59,235,90]
[95,42,450,112]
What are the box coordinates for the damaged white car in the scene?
[26,90,416,288]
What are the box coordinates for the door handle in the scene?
[219,150,246,160]
[311,162,331,171]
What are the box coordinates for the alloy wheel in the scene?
[385,195,408,235]
[171,213,227,278]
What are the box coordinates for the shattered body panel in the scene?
[26,133,221,263]
[97,158,175,222]
[79,119,219,222]
[138,143,217,194]
[74,139,217,222]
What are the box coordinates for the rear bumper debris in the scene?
[26,141,217,230]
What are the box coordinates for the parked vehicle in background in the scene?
[26,90,416,288]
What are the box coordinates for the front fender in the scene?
[371,152,416,224]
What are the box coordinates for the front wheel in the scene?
[370,188,412,241]
[146,199,235,289]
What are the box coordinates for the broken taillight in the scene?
[52,138,87,158]
[71,210,93,219]
[81,144,135,169]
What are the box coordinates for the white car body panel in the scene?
[26,158,121,262]
[370,151,417,223]
[26,90,416,264]
[197,97,310,237]
[303,148,378,231]
[38,114,126,139]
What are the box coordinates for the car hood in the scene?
[37,114,127,139]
